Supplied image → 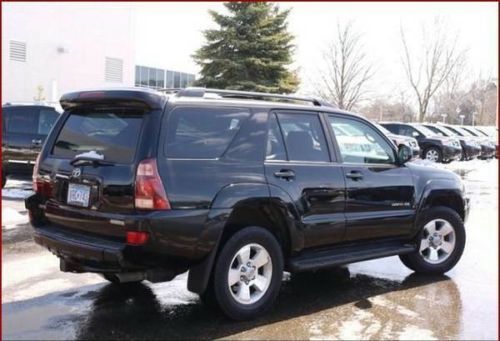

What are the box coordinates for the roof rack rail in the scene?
[158,87,334,107]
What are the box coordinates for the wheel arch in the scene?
[187,183,301,294]
[417,181,466,222]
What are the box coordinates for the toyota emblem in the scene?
[72,168,82,178]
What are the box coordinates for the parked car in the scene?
[26,88,469,320]
[380,122,462,163]
[2,103,61,187]
[422,124,481,161]
[441,125,495,159]
[460,126,497,159]
[374,123,420,158]
[472,126,499,158]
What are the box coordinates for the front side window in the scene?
[166,107,250,159]
[38,109,59,135]
[277,113,329,162]
[329,116,395,164]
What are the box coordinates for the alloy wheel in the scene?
[228,243,273,305]
[419,219,456,264]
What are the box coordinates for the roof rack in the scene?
[157,87,334,107]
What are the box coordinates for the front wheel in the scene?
[206,226,284,320]
[400,206,466,274]
[424,147,443,163]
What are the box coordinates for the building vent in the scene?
[105,57,123,83]
[10,40,26,62]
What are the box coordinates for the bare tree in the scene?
[400,18,467,122]
[314,21,374,111]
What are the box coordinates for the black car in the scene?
[381,122,462,163]
[2,104,61,187]
[422,124,481,161]
[459,126,496,159]
[374,123,420,157]
[26,88,469,320]
[442,125,495,159]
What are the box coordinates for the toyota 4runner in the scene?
[26,87,469,320]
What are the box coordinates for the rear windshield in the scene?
[52,109,145,163]
[165,107,250,159]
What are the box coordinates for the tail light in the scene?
[32,154,53,197]
[134,158,171,210]
[32,154,41,191]
[126,231,150,246]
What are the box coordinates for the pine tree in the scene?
[193,2,299,94]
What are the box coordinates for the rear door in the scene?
[41,106,158,237]
[327,115,416,242]
[264,111,346,249]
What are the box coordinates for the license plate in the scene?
[67,183,91,207]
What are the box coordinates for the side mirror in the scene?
[398,144,413,165]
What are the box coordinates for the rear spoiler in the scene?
[60,88,167,111]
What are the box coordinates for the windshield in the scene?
[436,125,458,137]
[454,126,473,137]
[414,124,438,137]
[374,123,391,135]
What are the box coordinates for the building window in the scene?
[105,57,123,83]
[135,65,194,90]
[10,40,26,62]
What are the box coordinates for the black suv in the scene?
[26,88,469,320]
[381,122,462,163]
[2,104,61,187]
[422,124,481,161]
[453,125,496,159]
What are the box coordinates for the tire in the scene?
[400,206,466,274]
[424,147,443,163]
[2,170,6,188]
[207,226,284,320]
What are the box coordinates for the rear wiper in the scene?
[70,157,115,167]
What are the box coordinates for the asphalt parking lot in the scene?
[2,159,498,340]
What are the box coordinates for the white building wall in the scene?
[2,3,135,105]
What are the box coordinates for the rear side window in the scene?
[165,107,250,159]
[276,112,330,162]
[52,109,145,163]
[4,107,38,134]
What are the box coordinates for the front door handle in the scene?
[346,171,363,180]
[32,139,42,146]
[274,169,295,180]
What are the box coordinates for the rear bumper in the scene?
[33,225,127,272]
[442,146,462,161]
[25,193,226,274]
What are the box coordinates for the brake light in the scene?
[32,154,41,191]
[32,154,53,197]
[126,231,150,246]
[134,158,170,210]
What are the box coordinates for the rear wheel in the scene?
[424,147,442,163]
[400,206,465,274]
[205,226,283,320]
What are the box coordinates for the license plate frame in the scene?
[67,183,91,207]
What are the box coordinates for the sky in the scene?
[134,2,498,98]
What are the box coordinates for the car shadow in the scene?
[73,269,461,340]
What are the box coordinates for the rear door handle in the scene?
[346,171,363,180]
[274,169,295,180]
[32,139,42,145]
